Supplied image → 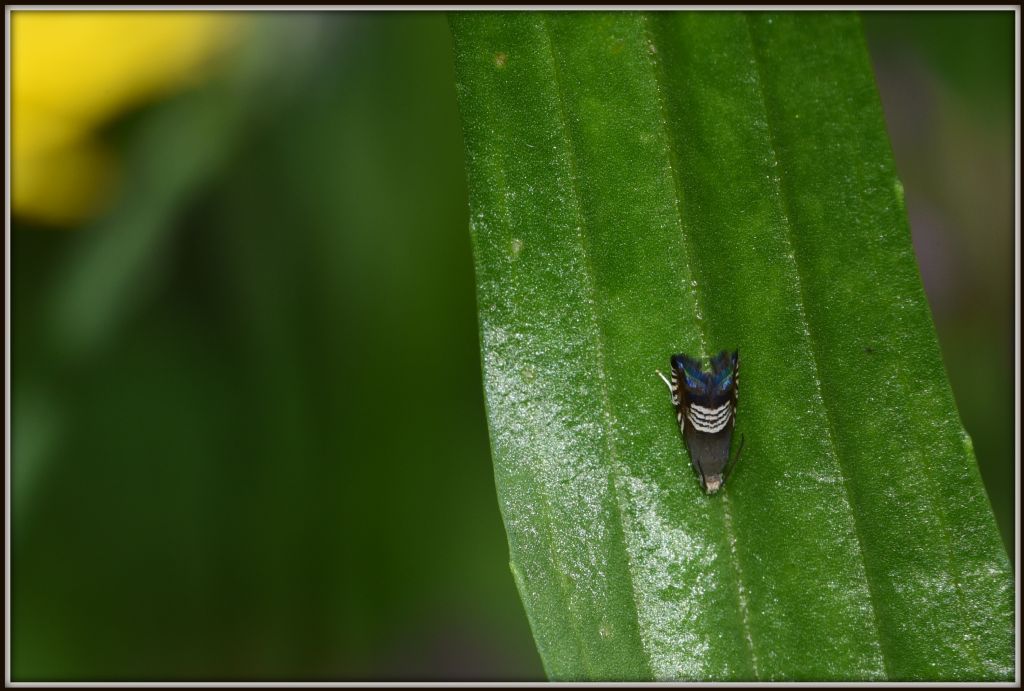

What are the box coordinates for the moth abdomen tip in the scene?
[703,475,723,494]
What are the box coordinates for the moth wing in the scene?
[674,398,687,435]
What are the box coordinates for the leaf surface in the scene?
[451,11,1013,681]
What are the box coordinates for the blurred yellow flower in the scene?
[13,11,241,226]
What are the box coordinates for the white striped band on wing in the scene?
[686,402,732,433]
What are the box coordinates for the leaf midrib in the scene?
[640,13,760,679]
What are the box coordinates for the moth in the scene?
[657,350,741,494]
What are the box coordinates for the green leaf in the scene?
[450,11,1013,681]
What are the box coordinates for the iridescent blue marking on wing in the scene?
[673,353,709,394]
[684,370,706,392]
[709,350,738,394]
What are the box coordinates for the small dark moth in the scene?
[657,350,741,494]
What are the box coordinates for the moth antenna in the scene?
[655,369,673,392]
[723,433,746,485]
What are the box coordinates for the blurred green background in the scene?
[10,11,1015,681]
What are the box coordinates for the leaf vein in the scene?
[642,13,760,679]
[743,13,892,678]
